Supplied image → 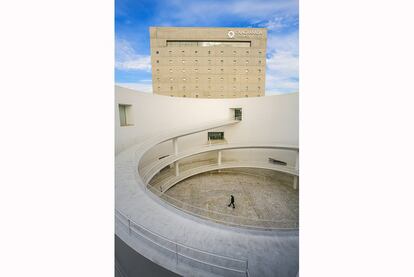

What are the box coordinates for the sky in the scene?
[115,0,298,95]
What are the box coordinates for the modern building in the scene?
[115,85,299,277]
[150,27,267,98]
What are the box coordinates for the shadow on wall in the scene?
[115,235,180,277]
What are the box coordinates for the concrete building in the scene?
[150,27,267,98]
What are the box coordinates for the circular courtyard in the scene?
[158,168,299,229]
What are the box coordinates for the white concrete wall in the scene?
[115,86,298,166]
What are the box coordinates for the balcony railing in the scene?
[115,209,249,277]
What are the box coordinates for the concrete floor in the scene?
[161,168,298,229]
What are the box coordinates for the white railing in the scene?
[115,209,249,277]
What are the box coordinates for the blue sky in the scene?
[115,0,298,94]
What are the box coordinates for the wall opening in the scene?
[268,158,287,166]
[208,132,224,140]
[119,104,134,126]
[230,108,242,121]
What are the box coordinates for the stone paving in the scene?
[161,168,299,229]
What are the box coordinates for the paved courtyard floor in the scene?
[160,168,299,229]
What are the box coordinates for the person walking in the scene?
[228,195,235,209]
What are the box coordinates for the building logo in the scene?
[238,30,263,36]
[228,30,263,38]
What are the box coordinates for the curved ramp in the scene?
[116,120,299,277]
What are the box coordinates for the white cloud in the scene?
[265,31,299,94]
[115,56,151,71]
[261,17,285,31]
[116,82,153,93]
[159,0,298,25]
[267,50,298,76]
[115,39,151,71]
[257,14,299,31]
[265,74,298,95]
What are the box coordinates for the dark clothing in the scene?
[228,195,235,209]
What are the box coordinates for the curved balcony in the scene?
[116,118,299,276]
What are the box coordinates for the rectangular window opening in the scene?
[119,104,134,127]
[166,40,251,48]
[208,132,224,141]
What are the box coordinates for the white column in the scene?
[173,138,178,155]
[175,162,179,176]
[293,176,298,190]
[217,150,222,165]
[295,150,299,170]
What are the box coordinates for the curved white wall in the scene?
[115,86,298,169]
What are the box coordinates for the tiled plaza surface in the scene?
[160,168,298,229]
